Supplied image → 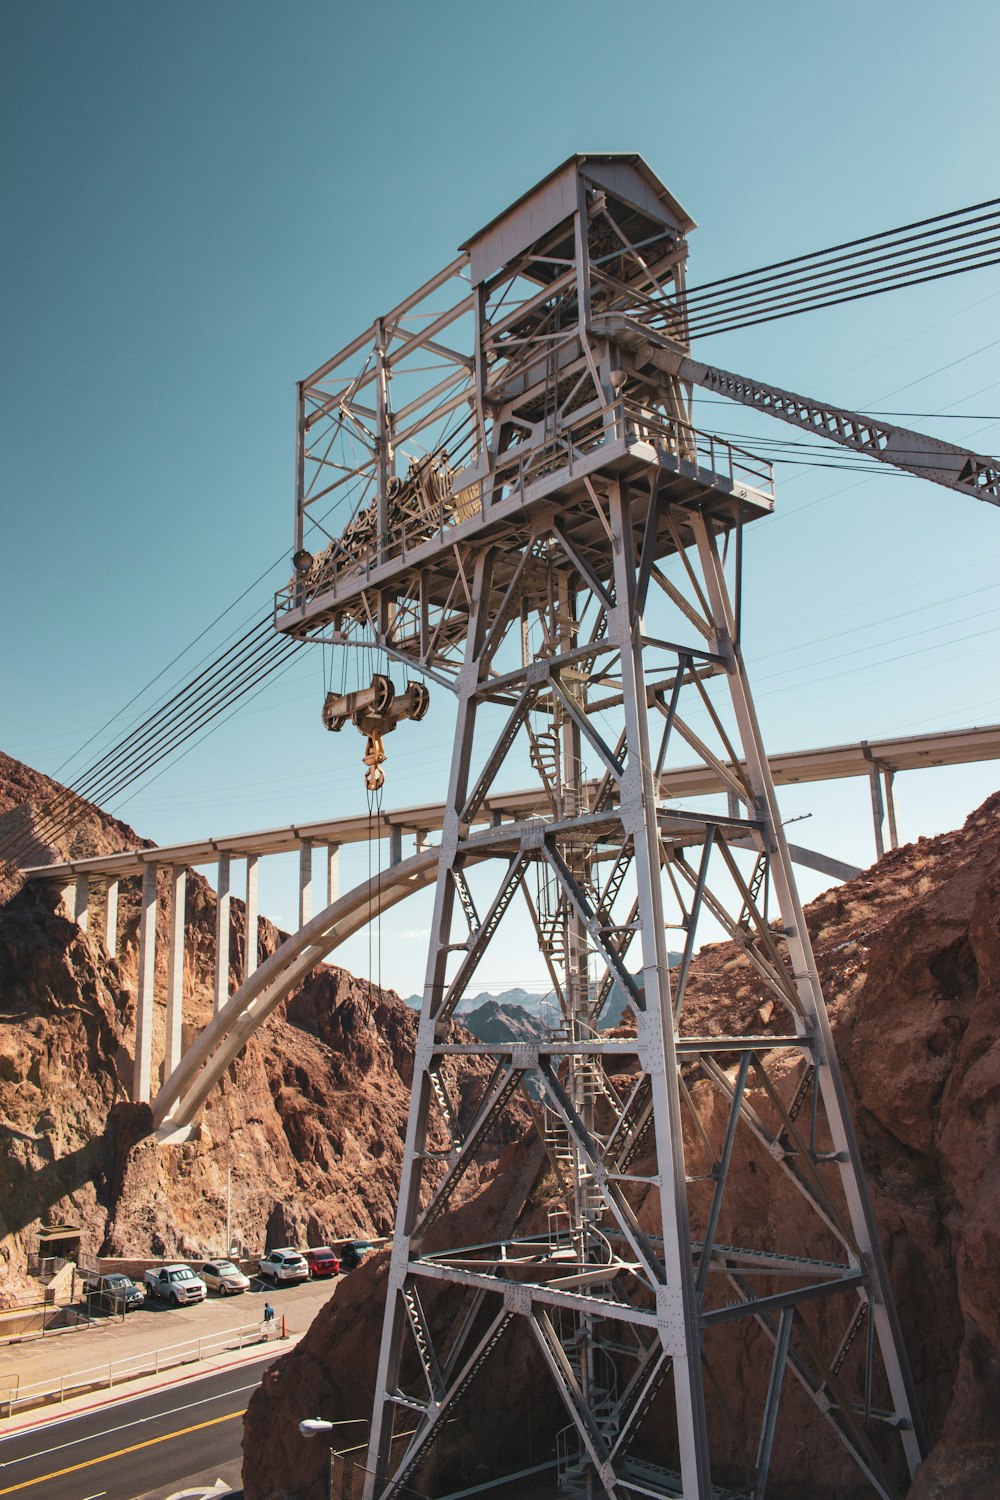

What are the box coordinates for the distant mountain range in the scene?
[404,958,683,1044]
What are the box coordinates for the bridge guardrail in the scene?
[0,1320,271,1419]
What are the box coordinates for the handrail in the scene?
[277,396,774,618]
[0,1321,268,1419]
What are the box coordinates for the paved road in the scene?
[0,1275,335,1409]
[0,1355,270,1500]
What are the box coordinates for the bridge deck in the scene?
[23,721,1000,882]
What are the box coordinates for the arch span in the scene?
[148,827,852,1136]
[153,846,442,1135]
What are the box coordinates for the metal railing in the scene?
[0,1321,267,1418]
[276,397,774,621]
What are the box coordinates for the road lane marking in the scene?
[0,1381,259,1467]
[0,1341,285,1445]
[0,1409,244,1495]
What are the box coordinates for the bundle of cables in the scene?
[8,191,999,864]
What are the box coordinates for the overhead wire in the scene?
[49,552,292,782]
[677,194,1000,339]
[684,252,1000,341]
[110,636,312,815]
[13,191,1000,864]
[686,194,1000,295]
[27,614,274,827]
[682,218,1000,327]
[1,617,303,863]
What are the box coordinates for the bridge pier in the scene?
[105,876,118,953]
[298,839,312,926]
[214,853,231,1014]
[74,874,88,931]
[245,854,259,980]
[133,864,157,1103]
[325,842,339,904]
[165,866,186,1077]
[884,765,899,848]
[61,874,89,931]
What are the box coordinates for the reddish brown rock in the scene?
[0,752,520,1304]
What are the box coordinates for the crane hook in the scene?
[322,673,429,792]
[363,734,387,792]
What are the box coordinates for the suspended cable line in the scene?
[10,189,1000,864]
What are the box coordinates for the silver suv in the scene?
[258,1248,309,1284]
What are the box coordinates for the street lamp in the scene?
[298,1416,370,1500]
[298,1416,369,1439]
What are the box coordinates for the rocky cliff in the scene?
[0,752,521,1300]
[241,792,1000,1500]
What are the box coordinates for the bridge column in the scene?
[245,855,259,980]
[74,874,89,932]
[299,840,313,926]
[165,867,186,1077]
[105,877,118,953]
[867,755,887,859]
[214,853,231,1014]
[134,865,157,1103]
[388,825,402,866]
[325,843,340,905]
[884,768,899,849]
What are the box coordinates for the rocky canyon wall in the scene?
[0,752,518,1300]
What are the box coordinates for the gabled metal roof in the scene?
[460,152,696,253]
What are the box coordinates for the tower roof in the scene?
[460,153,695,284]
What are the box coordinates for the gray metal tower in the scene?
[278,156,929,1499]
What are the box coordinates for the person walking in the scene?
[261,1300,276,1340]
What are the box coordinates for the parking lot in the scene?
[0,1269,342,1406]
[101,1266,336,1331]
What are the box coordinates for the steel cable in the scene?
[12,194,1000,863]
[13,618,278,853]
[2,623,301,864]
[685,248,1000,341]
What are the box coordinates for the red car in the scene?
[304,1246,341,1278]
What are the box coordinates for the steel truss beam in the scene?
[361,476,923,1498]
[288,158,925,1500]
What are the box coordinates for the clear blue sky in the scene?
[3,0,999,992]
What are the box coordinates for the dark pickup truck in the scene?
[84,1273,145,1313]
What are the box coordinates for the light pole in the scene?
[298,1417,370,1500]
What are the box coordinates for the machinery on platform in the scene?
[277,155,997,1500]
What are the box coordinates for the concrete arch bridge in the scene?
[24,720,1000,1140]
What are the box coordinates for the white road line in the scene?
[0,1344,281,1447]
[0,1382,258,1470]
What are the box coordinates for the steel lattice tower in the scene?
[278,156,924,1500]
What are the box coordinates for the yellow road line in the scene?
[0,1407,245,1495]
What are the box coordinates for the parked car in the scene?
[337,1240,374,1271]
[143,1263,208,1305]
[84,1273,144,1314]
[258,1248,309,1284]
[200,1259,251,1296]
[304,1246,340,1278]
